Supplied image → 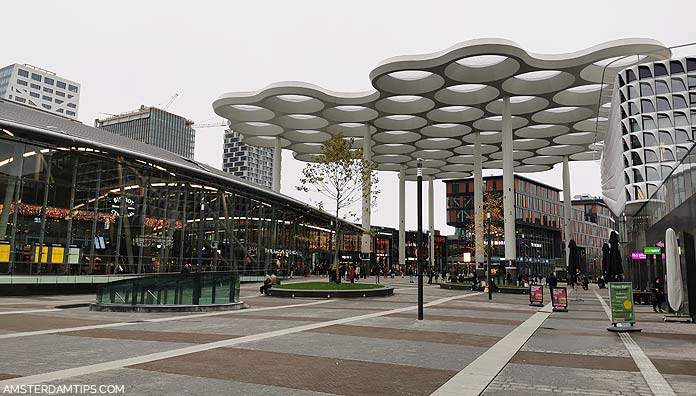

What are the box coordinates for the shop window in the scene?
[639,66,652,79]
[640,99,655,113]
[630,118,641,132]
[630,134,642,149]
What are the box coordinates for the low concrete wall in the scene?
[439,283,472,291]
[89,301,247,313]
[267,287,394,299]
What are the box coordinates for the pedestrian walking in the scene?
[652,277,665,313]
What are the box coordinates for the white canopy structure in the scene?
[213,38,670,266]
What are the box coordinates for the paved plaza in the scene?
[0,278,694,396]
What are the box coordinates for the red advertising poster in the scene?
[551,287,568,309]
[529,285,543,305]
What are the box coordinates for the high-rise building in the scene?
[223,129,274,188]
[0,63,80,119]
[601,57,696,215]
[95,106,195,159]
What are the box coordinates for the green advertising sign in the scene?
[643,246,661,254]
[609,282,635,324]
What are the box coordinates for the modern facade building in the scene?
[568,195,615,275]
[602,57,696,216]
[601,56,696,320]
[223,129,274,189]
[445,175,563,277]
[0,63,80,119]
[95,106,196,159]
[0,100,360,277]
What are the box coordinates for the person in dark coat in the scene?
[546,273,558,292]
[652,277,665,313]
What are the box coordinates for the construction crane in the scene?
[192,121,227,129]
[162,93,179,110]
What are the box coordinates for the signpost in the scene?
[607,282,641,332]
[529,284,543,307]
[551,287,568,312]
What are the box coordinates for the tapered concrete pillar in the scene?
[399,164,406,267]
[563,156,572,268]
[361,127,372,254]
[428,176,435,269]
[474,131,484,265]
[272,137,282,192]
[502,96,516,260]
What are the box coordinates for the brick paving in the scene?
[0,278,694,395]
[133,347,457,396]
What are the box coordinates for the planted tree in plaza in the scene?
[296,133,379,282]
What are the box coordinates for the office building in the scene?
[223,129,274,189]
[95,106,195,159]
[445,175,563,277]
[0,63,80,119]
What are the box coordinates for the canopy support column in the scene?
[272,137,281,193]
[428,176,435,270]
[399,164,406,268]
[474,131,484,265]
[502,96,516,261]
[361,127,372,254]
[563,155,572,269]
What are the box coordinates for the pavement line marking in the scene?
[0,300,333,340]
[593,290,676,396]
[430,302,552,396]
[0,308,62,315]
[0,292,482,386]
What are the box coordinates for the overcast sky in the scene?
[4,1,695,234]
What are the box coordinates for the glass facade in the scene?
[0,131,359,277]
[96,107,196,160]
[445,175,562,273]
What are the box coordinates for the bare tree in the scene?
[296,133,379,282]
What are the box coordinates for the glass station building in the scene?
[0,100,361,277]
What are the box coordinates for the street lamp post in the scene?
[417,159,424,320]
[486,211,492,300]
